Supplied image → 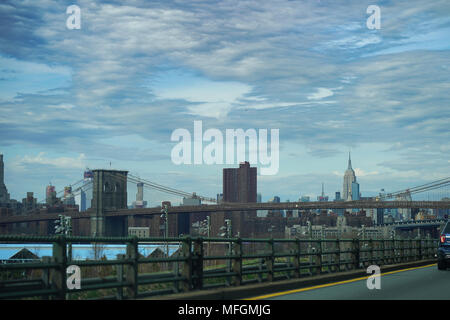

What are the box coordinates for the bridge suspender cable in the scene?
[382,177,450,199]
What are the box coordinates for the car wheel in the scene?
[437,260,446,270]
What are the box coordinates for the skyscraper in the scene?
[223,161,257,203]
[46,185,57,206]
[343,152,357,201]
[222,161,257,237]
[82,169,93,211]
[131,182,147,208]
[351,181,360,200]
[63,186,76,206]
[0,154,10,204]
[80,189,87,212]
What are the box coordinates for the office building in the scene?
[343,152,357,201]
[0,154,10,204]
[128,227,150,238]
[222,161,257,237]
[223,161,257,203]
[351,182,360,200]
[300,196,310,202]
[63,186,75,206]
[131,182,147,208]
[22,192,38,212]
[267,196,282,217]
[46,185,58,206]
[317,183,329,202]
[181,194,202,236]
[80,189,87,212]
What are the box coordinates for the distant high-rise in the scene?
[300,196,310,202]
[268,196,282,217]
[46,185,57,206]
[222,161,257,237]
[396,191,412,221]
[22,192,37,212]
[0,154,10,204]
[351,182,360,200]
[343,152,357,201]
[82,170,93,211]
[182,193,201,206]
[63,186,75,206]
[223,161,257,203]
[136,182,144,201]
[317,183,329,202]
[80,189,87,211]
[269,196,280,203]
[131,182,147,208]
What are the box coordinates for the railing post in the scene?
[51,236,67,300]
[353,238,360,270]
[293,239,301,278]
[266,239,274,282]
[335,239,341,273]
[41,256,51,300]
[315,239,322,275]
[257,258,263,283]
[392,237,397,263]
[116,254,125,300]
[416,238,420,261]
[181,237,192,292]
[406,239,410,262]
[401,239,406,263]
[232,238,242,286]
[125,238,138,299]
[192,237,203,290]
[394,238,399,264]
[408,238,412,261]
[173,253,180,293]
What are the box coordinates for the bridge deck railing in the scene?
[0,235,438,300]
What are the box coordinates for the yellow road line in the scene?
[245,263,437,300]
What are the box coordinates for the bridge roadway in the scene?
[249,264,450,300]
[1,200,450,224]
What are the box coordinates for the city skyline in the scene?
[0,0,449,205]
[0,151,448,210]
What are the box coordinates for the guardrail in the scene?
[0,235,438,300]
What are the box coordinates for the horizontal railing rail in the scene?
[0,234,438,299]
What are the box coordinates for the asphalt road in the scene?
[259,264,450,300]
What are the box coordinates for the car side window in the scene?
[444,222,450,234]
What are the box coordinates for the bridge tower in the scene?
[90,169,128,237]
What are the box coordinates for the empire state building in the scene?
[343,152,357,201]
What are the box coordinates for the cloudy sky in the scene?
[0,0,449,205]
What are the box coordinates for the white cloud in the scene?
[307,88,334,100]
[20,153,86,169]
[47,104,75,110]
[354,168,379,177]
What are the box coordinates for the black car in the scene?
[437,221,450,270]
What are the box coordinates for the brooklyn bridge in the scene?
[1,169,449,238]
